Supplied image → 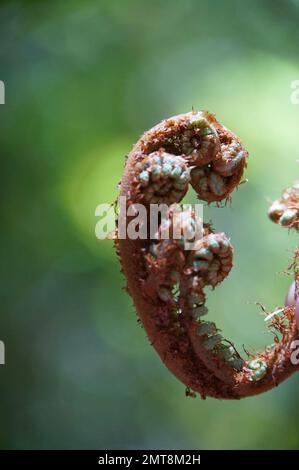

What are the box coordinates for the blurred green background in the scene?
[1,0,299,450]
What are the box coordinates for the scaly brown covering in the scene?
[116,111,299,399]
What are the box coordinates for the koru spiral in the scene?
[116,111,299,399]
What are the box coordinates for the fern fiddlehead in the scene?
[116,111,299,399]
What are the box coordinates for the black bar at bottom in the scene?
[0,450,297,467]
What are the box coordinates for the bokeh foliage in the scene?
[1,0,299,449]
